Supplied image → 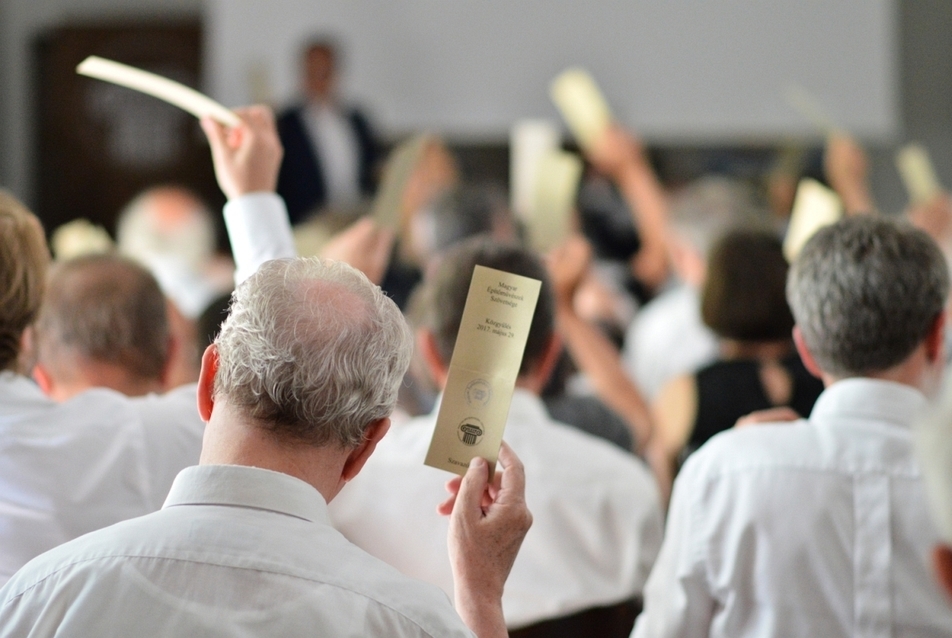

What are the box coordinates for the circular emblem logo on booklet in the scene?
[464,379,492,407]
[458,418,485,446]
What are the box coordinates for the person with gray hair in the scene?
[31,254,173,400]
[634,215,952,637]
[1,111,532,638]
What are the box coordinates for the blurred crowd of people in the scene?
[2,37,952,638]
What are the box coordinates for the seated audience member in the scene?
[622,176,760,401]
[0,255,530,638]
[652,229,823,475]
[0,106,291,587]
[117,185,233,319]
[117,185,235,386]
[31,255,172,400]
[634,216,952,637]
[329,237,663,631]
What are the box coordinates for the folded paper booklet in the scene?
[914,371,952,544]
[370,134,430,231]
[783,178,843,262]
[425,265,542,476]
[896,143,943,205]
[528,150,583,252]
[77,56,239,127]
[550,67,612,151]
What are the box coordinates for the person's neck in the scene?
[825,345,942,396]
[199,400,347,502]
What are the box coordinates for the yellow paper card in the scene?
[425,265,542,476]
[783,178,843,262]
[370,134,430,231]
[510,119,560,220]
[77,56,240,127]
[528,150,583,252]
[550,67,612,150]
[896,143,943,205]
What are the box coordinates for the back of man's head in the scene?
[788,216,949,377]
[0,190,50,372]
[213,258,412,448]
[419,236,553,378]
[34,254,170,394]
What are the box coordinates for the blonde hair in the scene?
[0,191,50,370]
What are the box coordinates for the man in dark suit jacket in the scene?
[277,40,379,224]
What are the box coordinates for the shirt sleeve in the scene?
[631,459,715,638]
[223,193,296,285]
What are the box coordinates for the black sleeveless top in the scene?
[689,354,824,451]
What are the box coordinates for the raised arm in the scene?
[201,107,296,284]
[438,443,532,638]
[824,132,877,216]
[586,124,670,291]
[546,235,654,452]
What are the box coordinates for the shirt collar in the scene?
[163,464,330,525]
[810,377,927,428]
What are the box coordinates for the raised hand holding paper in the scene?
[550,68,612,151]
[425,266,542,476]
[370,134,430,231]
[77,56,240,127]
[783,178,843,262]
[896,143,943,205]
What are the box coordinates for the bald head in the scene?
[33,254,171,399]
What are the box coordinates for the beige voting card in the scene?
[511,119,561,220]
[896,143,943,205]
[370,134,430,231]
[527,150,583,252]
[914,370,952,544]
[550,68,612,151]
[425,265,542,476]
[783,178,843,262]
[77,56,240,127]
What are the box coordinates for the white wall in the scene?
[0,0,202,206]
[207,0,898,142]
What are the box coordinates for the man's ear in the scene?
[527,333,563,393]
[418,329,449,389]
[341,417,391,483]
[197,344,219,422]
[32,362,54,397]
[934,545,952,602]
[925,311,947,364]
[792,326,824,380]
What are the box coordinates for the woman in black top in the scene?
[652,228,824,474]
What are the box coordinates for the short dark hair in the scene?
[787,216,949,376]
[701,228,793,341]
[35,255,169,381]
[421,236,553,377]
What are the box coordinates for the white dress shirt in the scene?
[329,389,664,629]
[0,193,296,586]
[632,378,952,638]
[305,102,361,206]
[622,284,719,400]
[0,465,473,637]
